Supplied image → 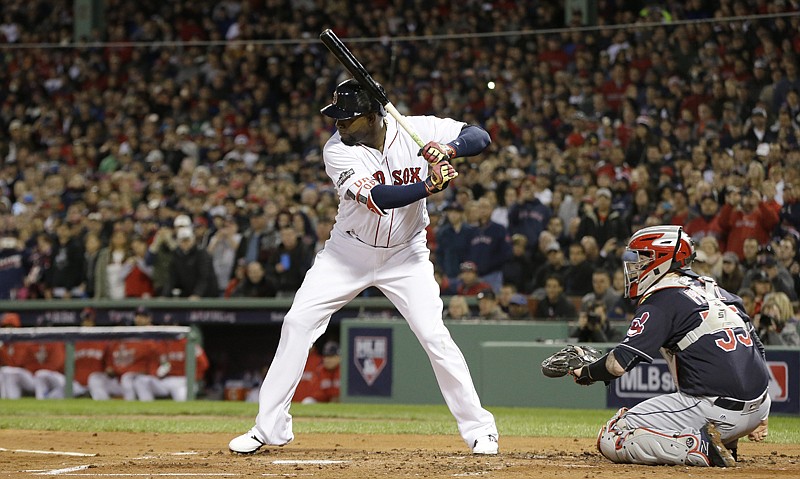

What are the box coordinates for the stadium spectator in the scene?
[436,202,476,283]
[754,292,800,346]
[719,252,745,294]
[564,242,594,296]
[455,261,492,297]
[476,288,509,321]
[581,269,621,315]
[445,295,471,320]
[207,215,242,295]
[49,223,85,299]
[569,300,620,343]
[534,276,577,321]
[232,261,277,298]
[468,197,512,292]
[162,227,218,298]
[94,229,132,300]
[269,225,313,296]
[124,235,155,298]
[718,185,780,259]
[501,233,534,294]
[507,294,532,320]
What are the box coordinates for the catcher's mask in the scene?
[622,225,695,299]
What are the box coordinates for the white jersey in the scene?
[324,115,465,248]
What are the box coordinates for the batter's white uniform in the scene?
[249,115,497,448]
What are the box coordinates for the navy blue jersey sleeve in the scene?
[613,297,673,365]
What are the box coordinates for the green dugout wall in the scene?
[341,319,800,414]
[340,319,614,408]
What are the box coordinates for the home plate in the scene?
[272,460,347,465]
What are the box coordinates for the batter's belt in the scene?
[712,389,768,411]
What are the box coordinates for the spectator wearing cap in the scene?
[435,202,477,283]
[530,242,570,296]
[575,187,629,251]
[293,341,341,404]
[466,197,512,293]
[508,177,551,255]
[507,293,532,320]
[719,252,744,295]
[744,106,777,149]
[476,288,509,320]
[501,234,534,294]
[222,134,258,169]
[455,261,492,297]
[743,255,797,301]
[162,227,218,299]
[717,185,779,260]
[534,275,577,320]
[684,193,725,250]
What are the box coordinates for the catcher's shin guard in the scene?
[597,419,716,466]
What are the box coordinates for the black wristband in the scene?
[586,353,618,382]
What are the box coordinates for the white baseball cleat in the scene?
[471,434,499,455]
[229,429,266,454]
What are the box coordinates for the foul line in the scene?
[0,447,97,457]
[32,465,91,475]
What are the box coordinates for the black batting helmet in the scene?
[321,79,385,120]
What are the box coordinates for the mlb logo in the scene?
[767,362,789,402]
[354,336,388,386]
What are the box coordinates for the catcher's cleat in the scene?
[472,434,499,455]
[700,423,736,467]
[229,429,266,454]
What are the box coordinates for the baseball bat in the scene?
[319,29,426,148]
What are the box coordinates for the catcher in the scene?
[541,226,770,467]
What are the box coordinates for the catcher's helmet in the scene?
[321,79,385,120]
[622,225,695,299]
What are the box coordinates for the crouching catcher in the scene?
[542,226,770,467]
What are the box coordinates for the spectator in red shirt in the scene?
[684,193,725,250]
[718,186,780,259]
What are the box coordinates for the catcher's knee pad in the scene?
[598,425,711,466]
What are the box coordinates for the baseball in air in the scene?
[487,81,496,90]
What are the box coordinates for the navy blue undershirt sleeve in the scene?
[448,125,491,157]
[371,182,428,210]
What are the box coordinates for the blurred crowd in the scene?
[1,1,800,344]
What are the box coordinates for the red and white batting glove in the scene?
[418,141,456,164]
[424,160,458,195]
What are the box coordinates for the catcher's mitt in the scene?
[541,344,604,378]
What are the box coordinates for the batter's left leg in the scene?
[378,245,497,451]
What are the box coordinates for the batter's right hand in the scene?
[424,160,458,195]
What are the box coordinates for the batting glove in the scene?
[424,160,458,195]
[418,141,456,164]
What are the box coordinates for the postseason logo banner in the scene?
[347,327,393,397]
[606,352,799,414]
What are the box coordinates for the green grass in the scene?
[0,399,798,444]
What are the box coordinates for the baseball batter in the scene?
[570,225,770,467]
[230,78,499,455]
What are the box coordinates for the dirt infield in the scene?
[1,430,799,478]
